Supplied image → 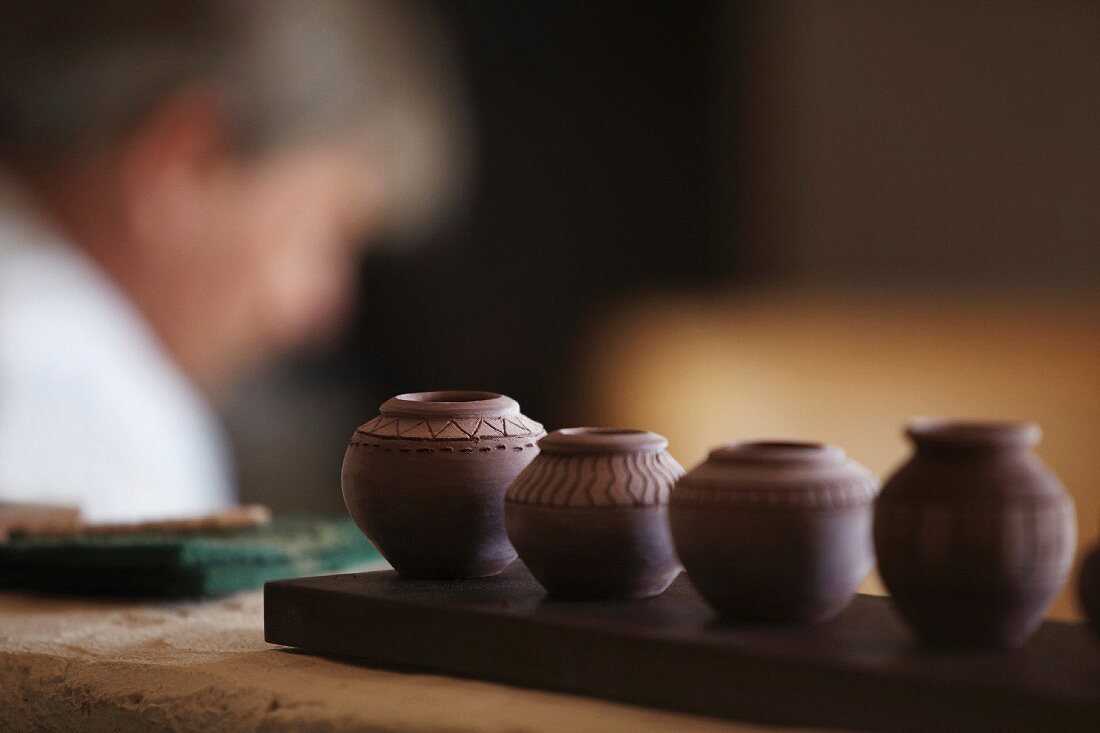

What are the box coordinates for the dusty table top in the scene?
[0,585,809,732]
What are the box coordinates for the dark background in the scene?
[347,0,728,427]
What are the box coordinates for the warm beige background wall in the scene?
[585,291,1099,619]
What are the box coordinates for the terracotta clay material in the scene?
[875,419,1076,649]
[1080,543,1100,641]
[341,391,545,579]
[669,441,879,624]
[504,428,684,600]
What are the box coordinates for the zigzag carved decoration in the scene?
[357,414,545,441]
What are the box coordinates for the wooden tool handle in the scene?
[6,505,272,538]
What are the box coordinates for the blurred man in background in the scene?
[0,0,457,520]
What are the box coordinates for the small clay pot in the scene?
[670,441,879,624]
[875,419,1076,649]
[342,391,544,579]
[504,428,684,600]
[1080,543,1100,641]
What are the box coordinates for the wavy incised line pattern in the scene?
[506,451,684,508]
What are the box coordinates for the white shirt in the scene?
[0,176,234,521]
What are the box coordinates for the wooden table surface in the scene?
[0,582,811,732]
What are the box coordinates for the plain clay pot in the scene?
[504,428,684,600]
[875,419,1076,649]
[670,440,879,624]
[342,390,544,579]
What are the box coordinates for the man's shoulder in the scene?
[0,235,151,371]
[0,234,233,516]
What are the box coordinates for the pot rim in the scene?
[708,440,846,465]
[906,418,1041,447]
[380,390,519,418]
[539,427,668,454]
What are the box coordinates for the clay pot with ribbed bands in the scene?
[670,441,879,624]
[342,391,544,579]
[504,428,684,600]
[875,419,1075,649]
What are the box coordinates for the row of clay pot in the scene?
[341,390,1084,650]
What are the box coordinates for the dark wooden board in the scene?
[265,564,1100,731]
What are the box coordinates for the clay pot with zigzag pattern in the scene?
[342,391,545,578]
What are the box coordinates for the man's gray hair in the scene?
[0,0,468,235]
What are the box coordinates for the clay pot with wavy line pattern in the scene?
[504,428,684,600]
[342,391,545,579]
[670,441,879,624]
[875,419,1075,649]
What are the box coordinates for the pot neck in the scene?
[379,391,519,419]
[707,440,846,467]
[538,428,668,455]
[906,419,1040,452]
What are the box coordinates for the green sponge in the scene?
[0,516,382,597]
